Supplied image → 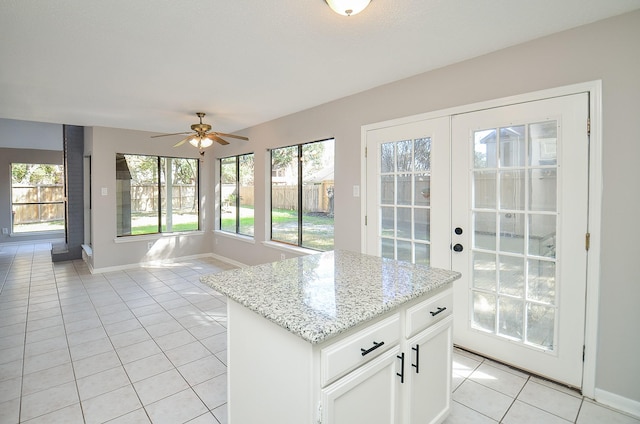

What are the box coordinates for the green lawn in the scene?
[221,207,335,251]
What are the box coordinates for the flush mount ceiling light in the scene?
[325,0,371,16]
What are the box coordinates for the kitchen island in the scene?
[201,250,461,424]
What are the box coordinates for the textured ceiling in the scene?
[1,0,638,135]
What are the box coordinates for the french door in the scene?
[364,93,589,387]
[364,117,450,269]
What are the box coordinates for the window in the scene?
[116,154,199,236]
[11,163,65,233]
[220,153,254,236]
[271,138,335,251]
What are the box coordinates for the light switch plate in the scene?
[353,185,360,197]
[101,187,108,196]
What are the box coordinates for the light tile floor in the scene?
[0,243,638,424]
[445,346,640,423]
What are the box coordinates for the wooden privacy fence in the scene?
[12,184,64,224]
[129,184,197,213]
[266,181,334,213]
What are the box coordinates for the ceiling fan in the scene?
[151,112,248,150]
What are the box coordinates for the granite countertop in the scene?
[200,250,461,344]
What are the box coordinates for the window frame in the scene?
[10,163,65,234]
[219,152,255,237]
[115,153,200,237]
[270,138,335,251]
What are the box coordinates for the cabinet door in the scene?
[322,346,402,424]
[405,316,453,424]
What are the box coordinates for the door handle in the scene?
[452,243,463,252]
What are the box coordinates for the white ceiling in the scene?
[1,0,638,135]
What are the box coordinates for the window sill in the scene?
[114,230,205,243]
[214,230,255,244]
[10,230,65,237]
[261,240,318,256]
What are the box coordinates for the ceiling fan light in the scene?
[188,136,200,148]
[199,137,214,148]
[325,0,371,16]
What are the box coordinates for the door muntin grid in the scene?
[380,137,431,265]
[471,121,559,351]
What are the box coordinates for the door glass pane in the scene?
[498,297,523,341]
[529,121,557,166]
[499,212,525,254]
[499,125,525,167]
[474,129,496,168]
[381,142,394,173]
[397,174,411,205]
[381,238,394,259]
[396,140,412,172]
[414,208,429,242]
[415,243,430,266]
[415,174,430,206]
[526,304,555,350]
[397,240,412,263]
[473,171,496,209]
[381,207,394,237]
[498,255,525,297]
[472,292,496,332]
[397,208,411,239]
[381,175,394,205]
[474,212,496,250]
[529,169,557,211]
[527,259,555,304]
[529,214,556,258]
[414,137,431,171]
[473,252,496,291]
[499,170,525,210]
[377,135,431,264]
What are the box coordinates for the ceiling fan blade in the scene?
[151,131,191,138]
[213,132,249,141]
[173,136,192,147]
[206,134,229,145]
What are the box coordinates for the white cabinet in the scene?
[404,316,453,424]
[321,346,402,424]
[226,286,453,424]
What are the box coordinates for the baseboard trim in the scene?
[209,252,248,268]
[594,388,640,419]
[90,253,229,274]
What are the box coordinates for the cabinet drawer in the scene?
[321,314,400,386]
[405,289,453,338]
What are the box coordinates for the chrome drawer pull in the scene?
[430,306,447,316]
[360,341,384,356]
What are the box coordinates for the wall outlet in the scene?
[147,241,153,250]
[280,253,286,260]
[2,228,8,235]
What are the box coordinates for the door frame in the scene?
[360,80,602,397]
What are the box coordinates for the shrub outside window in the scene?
[220,153,254,236]
[116,154,199,236]
[271,138,334,251]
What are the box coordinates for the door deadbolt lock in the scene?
[454,227,463,235]
[452,243,464,252]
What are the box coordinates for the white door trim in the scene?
[361,80,602,397]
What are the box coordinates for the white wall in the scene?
[86,126,213,271]
[209,10,640,410]
[0,118,62,150]
[0,119,63,243]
